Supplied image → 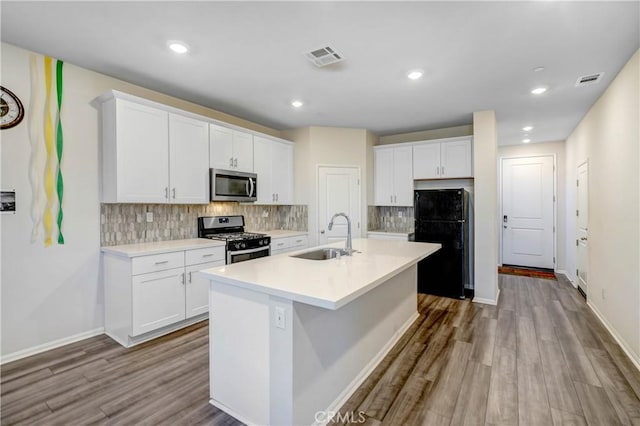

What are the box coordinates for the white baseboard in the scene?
[1,327,105,365]
[473,289,500,306]
[587,300,640,372]
[316,312,421,426]
[210,398,256,426]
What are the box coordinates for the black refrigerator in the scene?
[414,189,471,299]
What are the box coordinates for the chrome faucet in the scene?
[328,212,353,254]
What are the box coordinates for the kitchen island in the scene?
[198,238,440,425]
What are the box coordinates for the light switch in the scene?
[146,212,153,223]
[275,307,286,329]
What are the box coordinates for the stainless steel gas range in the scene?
[197,215,270,264]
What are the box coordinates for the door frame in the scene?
[576,159,589,296]
[316,164,362,245]
[498,154,557,269]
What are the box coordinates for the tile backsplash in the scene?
[368,206,414,233]
[101,203,307,246]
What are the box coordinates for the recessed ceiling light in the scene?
[407,70,423,80]
[522,126,533,131]
[531,87,548,95]
[533,66,545,73]
[522,138,531,143]
[291,100,303,108]
[168,41,189,54]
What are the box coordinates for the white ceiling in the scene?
[1,2,638,145]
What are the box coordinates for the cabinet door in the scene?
[169,114,209,204]
[232,130,254,172]
[116,99,169,203]
[393,146,414,206]
[271,141,293,204]
[253,136,273,203]
[412,142,441,179]
[441,138,472,178]
[132,268,186,336]
[185,260,224,319]
[210,125,235,170]
[374,148,394,205]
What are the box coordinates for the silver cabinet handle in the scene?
[181,273,185,285]
[320,230,325,234]
[234,158,238,168]
[580,237,588,241]
[172,188,176,199]
[164,187,169,199]
[202,253,214,258]
[442,166,445,175]
[155,260,169,265]
[272,193,275,202]
[188,272,192,283]
[229,157,234,167]
[277,242,285,246]
[295,239,302,243]
[436,167,439,176]
[276,193,279,202]
[394,195,397,203]
[390,195,393,203]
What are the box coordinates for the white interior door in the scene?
[576,161,589,296]
[318,166,361,246]
[502,156,555,269]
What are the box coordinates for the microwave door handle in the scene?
[248,177,255,197]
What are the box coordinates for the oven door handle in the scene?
[229,246,270,256]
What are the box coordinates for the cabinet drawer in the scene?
[271,239,291,251]
[290,235,308,249]
[186,246,225,266]
[132,252,184,275]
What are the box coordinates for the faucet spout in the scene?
[328,212,353,254]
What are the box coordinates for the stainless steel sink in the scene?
[291,248,349,261]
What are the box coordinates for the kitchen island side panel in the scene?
[292,265,418,425]
[209,282,271,425]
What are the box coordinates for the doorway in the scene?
[317,166,361,246]
[501,155,555,269]
[576,161,589,297]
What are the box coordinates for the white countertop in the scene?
[101,238,225,258]
[367,230,414,236]
[255,230,308,238]
[198,238,440,310]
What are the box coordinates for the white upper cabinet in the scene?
[210,124,254,173]
[413,136,473,179]
[104,98,170,203]
[374,146,413,206]
[253,136,293,204]
[101,94,210,204]
[169,113,210,204]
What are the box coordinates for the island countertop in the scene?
[198,238,440,310]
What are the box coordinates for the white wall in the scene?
[283,126,375,247]
[473,111,499,304]
[564,50,639,366]
[497,141,566,272]
[0,43,280,360]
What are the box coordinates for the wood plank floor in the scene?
[2,274,639,425]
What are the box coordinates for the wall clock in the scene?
[0,86,25,130]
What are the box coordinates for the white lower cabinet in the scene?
[104,243,225,347]
[270,234,308,256]
[132,268,186,336]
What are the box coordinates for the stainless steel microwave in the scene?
[210,169,257,202]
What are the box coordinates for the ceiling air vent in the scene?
[304,45,344,67]
[575,72,604,87]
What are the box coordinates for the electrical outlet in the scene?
[146,212,153,223]
[262,210,269,218]
[398,211,403,218]
[275,307,286,329]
